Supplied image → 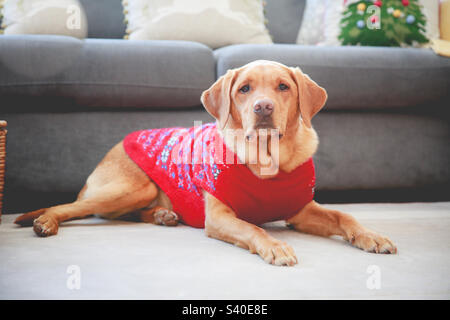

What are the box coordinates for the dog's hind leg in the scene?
[15,141,160,237]
[32,182,159,237]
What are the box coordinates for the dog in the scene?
[15,60,397,266]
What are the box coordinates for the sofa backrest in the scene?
[78,0,306,43]
[79,0,126,39]
[265,0,305,44]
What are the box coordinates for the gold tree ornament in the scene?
[357,3,366,12]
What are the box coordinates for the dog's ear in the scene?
[201,69,236,129]
[290,67,327,128]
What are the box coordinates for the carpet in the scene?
[0,202,449,299]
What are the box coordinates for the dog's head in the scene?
[201,60,327,139]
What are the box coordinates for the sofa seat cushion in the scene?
[215,44,450,110]
[0,35,215,109]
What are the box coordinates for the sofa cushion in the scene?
[0,35,216,109]
[78,0,306,43]
[215,44,450,110]
[123,0,272,49]
[0,0,88,39]
[78,0,125,39]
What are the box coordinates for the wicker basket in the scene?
[0,120,7,224]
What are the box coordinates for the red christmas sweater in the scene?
[123,123,315,228]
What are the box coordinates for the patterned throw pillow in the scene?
[122,0,272,49]
[296,0,440,47]
[0,0,87,39]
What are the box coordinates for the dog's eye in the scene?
[239,84,250,93]
[279,83,289,91]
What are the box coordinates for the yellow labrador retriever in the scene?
[15,60,396,266]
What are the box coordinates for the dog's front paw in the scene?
[33,214,59,237]
[256,238,298,266]
[350,230,397,254]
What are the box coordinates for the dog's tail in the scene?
[14,208,46,227]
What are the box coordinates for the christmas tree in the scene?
[338,0,429,47]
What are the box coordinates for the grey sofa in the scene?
[0,0,449,214]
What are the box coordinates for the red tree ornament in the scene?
[374,0,382,7]
[402,0,410,6]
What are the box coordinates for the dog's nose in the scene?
[253,99,274,116]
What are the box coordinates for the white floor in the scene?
[0,202,449,300]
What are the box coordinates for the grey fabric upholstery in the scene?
[1,109,448,213]
[264,0,306,44]
[215,44,450,110]
[78,0,126,39]
[0,35,216,109]
[313,111,450,190]
[1,0,449,213]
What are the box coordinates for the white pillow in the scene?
[297,0,336,45]
[122,0,272,49]
[0,0,88,39]
[297,0,440,47]
[420,0,440,40]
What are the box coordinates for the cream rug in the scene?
[1,202,449,299]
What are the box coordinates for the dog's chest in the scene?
[123,123,315,227]
[208,159,316,225]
